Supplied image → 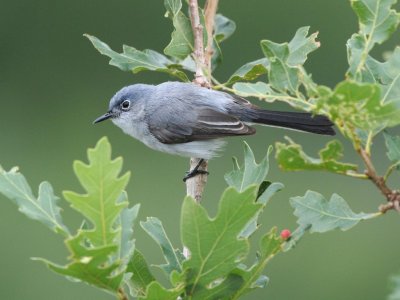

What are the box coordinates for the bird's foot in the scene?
[183,158,209,182]
[183,169,209,182]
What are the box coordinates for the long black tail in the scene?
[250,109,335,136]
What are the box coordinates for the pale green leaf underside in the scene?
[85,34,189,81]
[388,272,400,300]
[291,190,379,232]
[384,132,400,169]
[140,217,182,275]
[0,166,68,234]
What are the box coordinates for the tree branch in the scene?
[186,0,218,203]
[358,148,400,213]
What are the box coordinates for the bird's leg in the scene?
[183,158,209,182]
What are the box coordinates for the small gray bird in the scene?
[94,81,335,180]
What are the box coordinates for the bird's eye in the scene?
[121,100,131,110]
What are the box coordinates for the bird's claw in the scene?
[183,169,209,182]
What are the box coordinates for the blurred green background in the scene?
[1,1,400,299]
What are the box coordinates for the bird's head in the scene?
[93,84,154,124]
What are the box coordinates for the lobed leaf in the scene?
[36,137,138,294]
[85,34,189,81]
[181,187,262,295]
[291,190,379,233]
[260,26,320,93]
[0,166,68,235]
[225,143,271,192]
[63,137,130,247]
[275,139,358,175]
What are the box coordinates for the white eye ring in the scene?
[121,100,131,110]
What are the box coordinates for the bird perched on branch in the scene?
[94,81,335,180]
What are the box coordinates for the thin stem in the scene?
[188,0,209,88]
[204,0,219,80]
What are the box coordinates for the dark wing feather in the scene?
[148,107,255,144]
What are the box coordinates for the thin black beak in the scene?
[93,112,112,124]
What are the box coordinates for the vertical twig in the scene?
[204,0,219,79]
[186,0,218,203]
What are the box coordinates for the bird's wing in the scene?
[148,107,255,144]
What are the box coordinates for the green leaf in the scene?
[347,0,400,80]
[140,217,182,275]
[226,59,269,85]
[225,142,283,238]
[388,272,400,300]
[181,187,262,295]
[63,137,130,247]
[140,281,183,300]
[290,191,379,233]
[36,235,123,292]
[351,0,399,45]
[275,139,358,175]
[126,250,156,298]
[225,143,271,192]
[85,34,189,81]
[0,166,68,235]
[214,14,236,43]
[287,26,320,66]
[261,40,298,93]
[164,0,181,17]
[119,201,140,265]
[191,274,244,300]
[232,228,282,298]
[35,137,135,293]
[261,26,319,93]
[358,47,400,103]
[317,81,400,133]
[384,132,400,169]
[211,14,236,70]
[164,11,194,59]
[232,82,274,99]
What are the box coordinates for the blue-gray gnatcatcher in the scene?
[94,81,335,179]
